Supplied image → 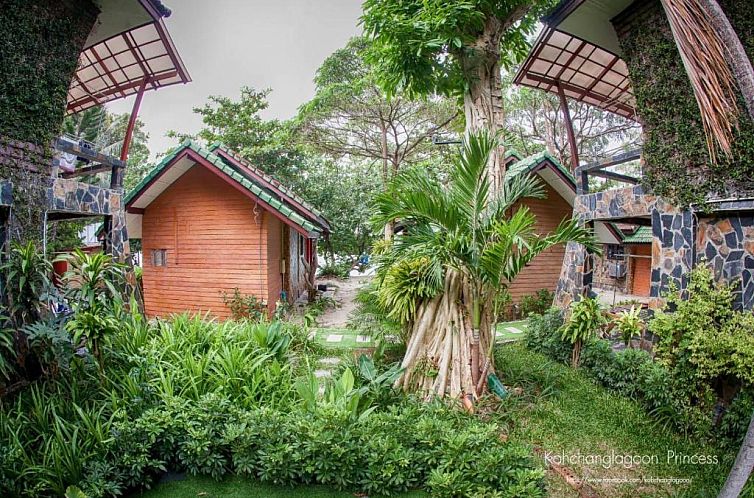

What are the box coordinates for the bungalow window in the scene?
[299,234,305,256]
[606,244,625,261]
[151,249,167,267]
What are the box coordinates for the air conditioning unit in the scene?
[608,262,627,278]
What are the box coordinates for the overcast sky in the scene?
[108,0,363,158]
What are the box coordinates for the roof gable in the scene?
[505,151,577,205]
[126,141,325,237]
[210,144,331,232]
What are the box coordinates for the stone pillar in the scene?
[554,241,594,308]
[650,206,695,307]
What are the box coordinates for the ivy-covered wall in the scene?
[0,0,98,242]
[0,0,99,146]
[615,0,754,207]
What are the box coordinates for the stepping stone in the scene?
[307,330,316,340]
[385,334,398,343]
[505,327,524,334]
[319,357,341,366]
[356,335,371,343]
[326,334,343,343]
[314,369,332,378]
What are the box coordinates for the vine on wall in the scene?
[616,0,754,208]
[0,0,98,242]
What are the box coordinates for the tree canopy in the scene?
[361,0,552,99]
[298,37,458,190]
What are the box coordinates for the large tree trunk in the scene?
[395,269,494,399]
[699,0,754,122]
[718,411,754,498]
[459,16,507,193]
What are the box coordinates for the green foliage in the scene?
[649,265,754,401]
[0,314,544,497]
[1,241,53,328]
[0,0,93,145]
[519,288,554,317]
[372,131,598,324]
[220,288,268,321]
[524,269,754,446]
[59,250,127,361]
[317,261,352,280]
[618,0,754,206]
[350,282,403,343]
[559,297,605,367]
[614,305,643,347]
[523,307,571,364]
[298,36,458,189]
[361,0,552,98]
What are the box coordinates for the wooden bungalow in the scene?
[504,151,579,302]
[125,141,330,319]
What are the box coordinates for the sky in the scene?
[108,0,364,158]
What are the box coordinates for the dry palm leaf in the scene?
[660,0,739,163]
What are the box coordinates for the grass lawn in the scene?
[495,343,736,498]
[495,319,528,342]
[133,475,427,498]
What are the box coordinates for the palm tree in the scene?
[372,131,598,400]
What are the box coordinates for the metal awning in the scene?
[514,27,636,120]
[66,2,190,114]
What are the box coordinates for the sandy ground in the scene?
[316,276,372,328]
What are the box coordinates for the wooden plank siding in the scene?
[508,183,572,302]
[630,244,651,296]
[141,165,271,319]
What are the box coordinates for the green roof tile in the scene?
[125,141,323,236]
[622,226,652,244]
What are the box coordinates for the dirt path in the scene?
[317,276,371,328]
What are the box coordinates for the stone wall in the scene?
[592,249,628,293]
[556,186,695,308]
[556,186,754,310]
[698,215,754,310]
[48,178,129,258]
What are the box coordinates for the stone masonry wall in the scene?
[698,215,754,310]
[48,178,129,258]
[556,185,754,310]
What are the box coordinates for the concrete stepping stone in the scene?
[356,335,371,343]
[505,327,524,334]
[319,357,341,366]
[307,330,317,340]
[326,334,343,343]
[314,369,332,378]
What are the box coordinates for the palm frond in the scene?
[481,172,545,230]
[371,167,461,232]
[661,0,739,162]
[449,130,497,226]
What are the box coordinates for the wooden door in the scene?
[631,245,651,297]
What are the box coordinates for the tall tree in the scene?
[169,87,302,183]
[503,76,640,171]
[372,132,596,399]
[298,37,458,196]
[362,0,554,192]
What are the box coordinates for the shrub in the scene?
[559,297,605,367]
[519,288,554,317]
[524,308,571,364]
[317,260,352,279]
[614,305,643,347]
[220,288,267,321]
[0,314,546,498]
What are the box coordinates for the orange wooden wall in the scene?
[141,165,272,319]
[630,244,651,296]
[508,183,571,302]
